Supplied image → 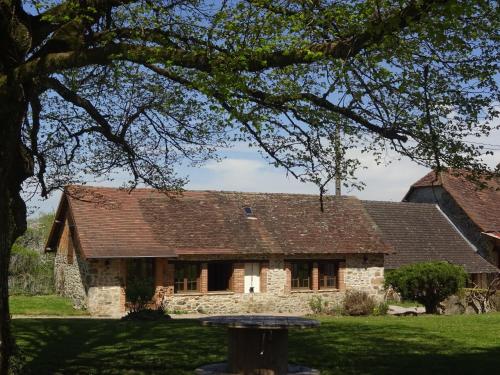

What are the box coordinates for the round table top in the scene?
[199,315,320,329]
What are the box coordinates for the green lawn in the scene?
[10,295,89,316]
[13,314,500,374]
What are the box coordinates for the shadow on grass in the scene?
[14,319,225,375]
[289,318,500,375]
[13,316,500,374]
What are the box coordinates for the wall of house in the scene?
[86,259,126,317]
[406,187,496,264]
[54,221,126,316]
[72,253,384,316]
[161,254,384,315]
[54,220,88,309]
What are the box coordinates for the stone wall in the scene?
[64,253,385,316]
[54,221,126,316]
[54,221,88,309]
[159,254,384,314]
[164,290,345,315]
[86,259,126,317]
[345,254,384,297]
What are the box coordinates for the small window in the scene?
[319,262,338,289]
[174,263,200,293]
[244,207,253,216]
[291,262,311,289]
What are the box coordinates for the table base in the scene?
[195,362,320,375]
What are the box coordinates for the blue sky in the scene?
[25,127,500,217]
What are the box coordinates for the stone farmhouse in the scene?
[46,185,498,316]
[404,170,500,274]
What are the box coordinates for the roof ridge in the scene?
[64,184,359,198]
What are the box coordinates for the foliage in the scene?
[12,314,500,374]
[121,308,171,321]
[372,302,389,316]
[309,295,328,315]
[9,244,54,296]
[125,277,155,312]
[15,214,55,253]
[343,290,376,316]
[384,261,468,314]
[9,295,88,316]
[1,1,498,200]
[9,213,55,296]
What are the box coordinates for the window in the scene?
[291,262,311,289]
[126,258,155,302]
[319,262,338,289]
[208,262,232,291]
[174,263,200,293]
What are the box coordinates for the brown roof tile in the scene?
[50,186,392,258]
[409,170,500,232]
[363,201,499,274]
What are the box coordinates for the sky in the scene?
[25,129,500,217]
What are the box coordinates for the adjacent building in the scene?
[404,170,500,270]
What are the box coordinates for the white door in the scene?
[244,263,260,293]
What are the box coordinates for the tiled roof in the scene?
[409,170,500,232]
[48,186,392,258]
[363,201,499,274]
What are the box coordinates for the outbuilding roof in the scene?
[46,185,392,258]
[363,201,499,274]
[406,170,500,233]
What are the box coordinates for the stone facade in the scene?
[86,259,126,317]
[55,221,126,316]
[345,254,384,295]
[160,254,384,315]
[54,221,88,309]
[55,220,384,316]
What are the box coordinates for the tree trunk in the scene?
[0,84,32,374]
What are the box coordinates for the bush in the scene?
[385,261,467,314]
[309,295,328,314]
[343,291,376,316]
[125,277,155,312]
[373,302,389,316]
[9,244,54,295]
[121,308,171,321]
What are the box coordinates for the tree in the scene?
[384,261,468,314]
[0,0,498,370]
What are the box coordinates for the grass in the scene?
[10,295,89,316]
[13,313,500,374]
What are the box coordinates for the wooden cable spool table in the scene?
[196,315,320,375]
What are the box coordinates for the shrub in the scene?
[309,295,328,315]
[384,261,467,314]
[121,308,171,321]
[343,291,376,316]
[125,277,155,312]
[373,302,389,316]
[9,243,55,295]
